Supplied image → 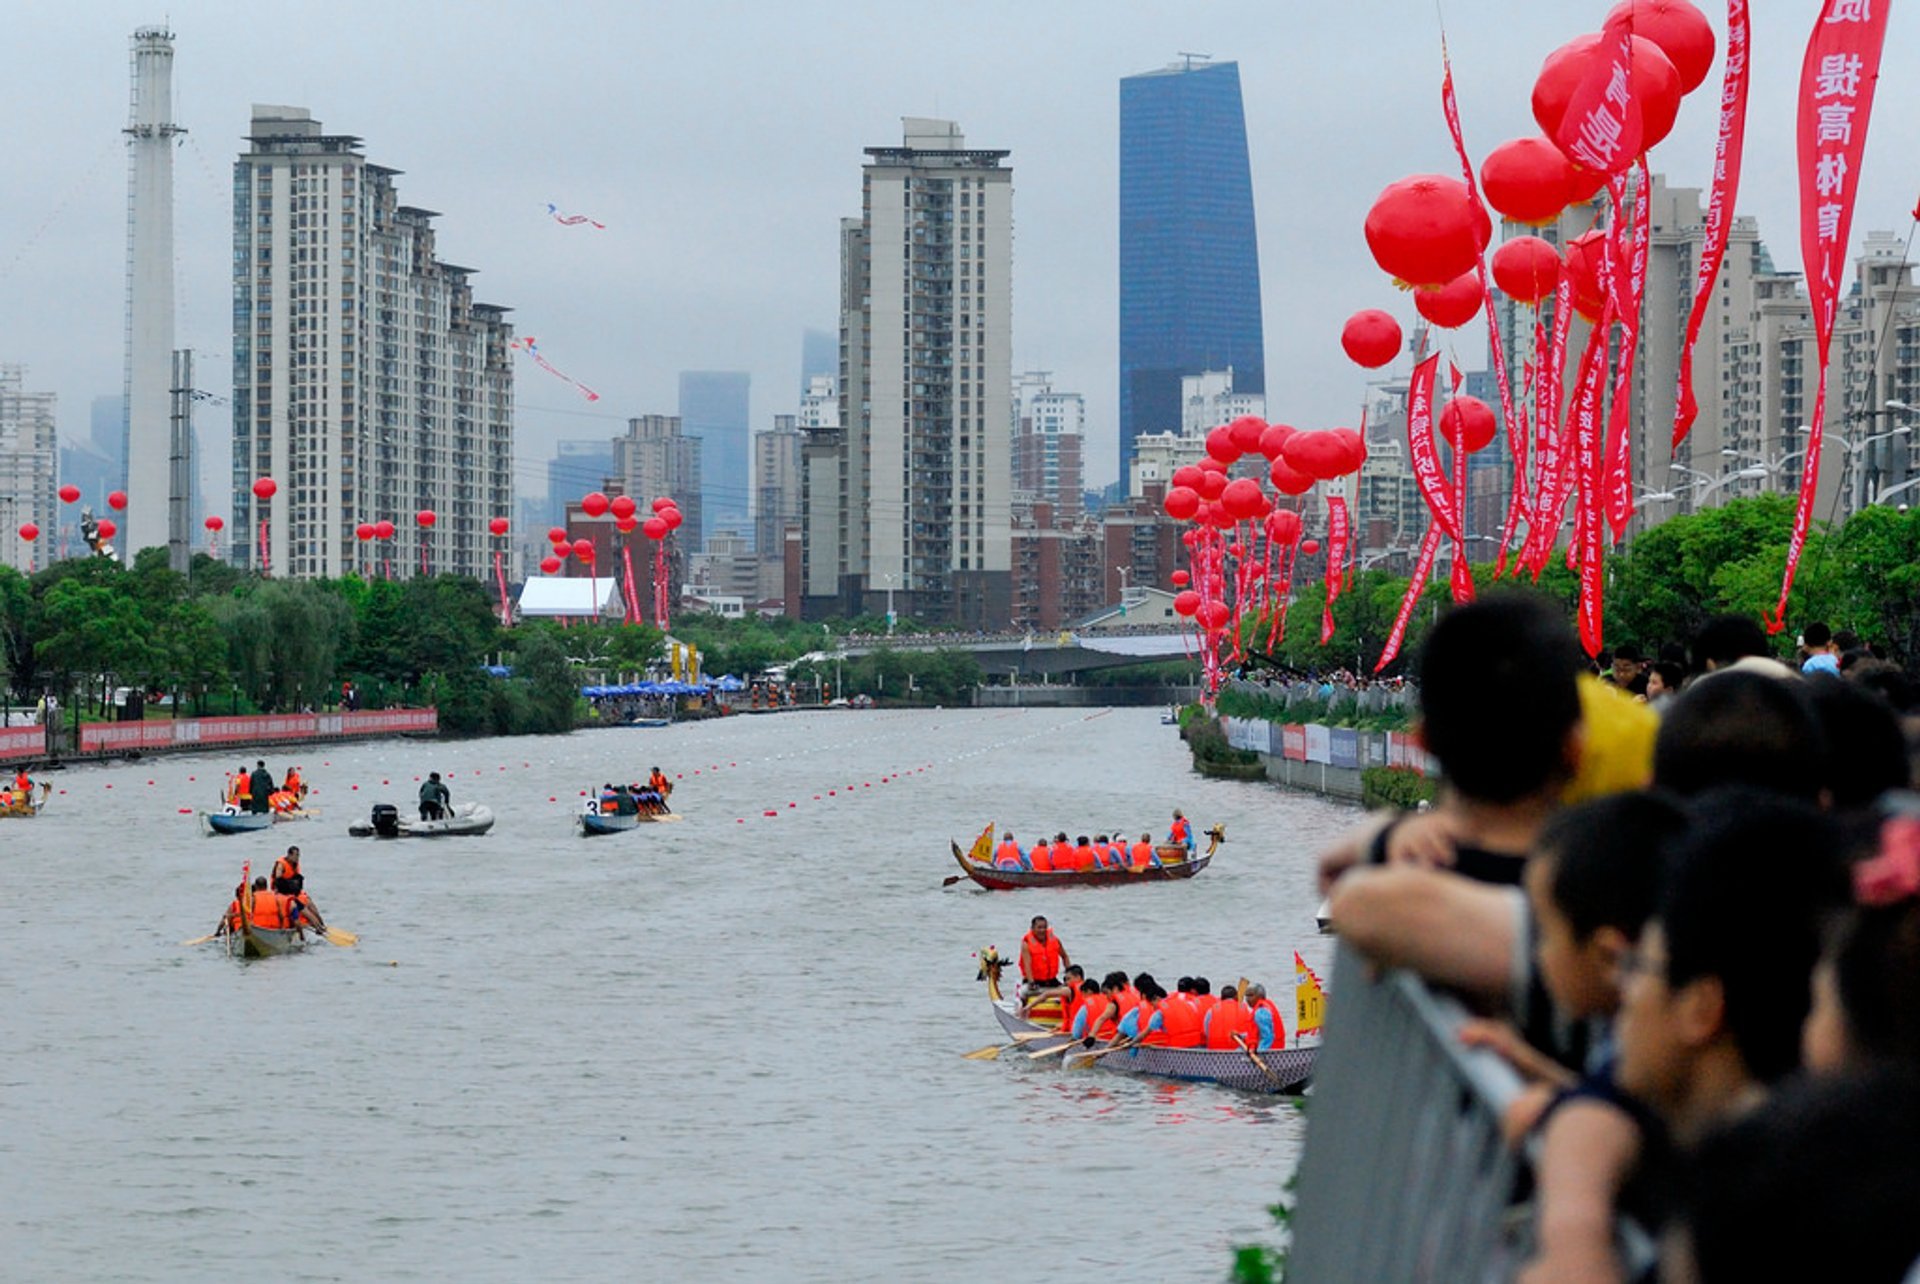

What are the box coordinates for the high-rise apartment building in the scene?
[0,367,58,573]
[547,438,617,529]
[798,374,839,430]
[753,416,804,603]
[1119,58,1264,482]
[680,371,750,547]
[804,118,1013,627]
[1011,371,1085,521]
[613,414,703,541]
[123,27,182,563]
[231,105,513,580]
[1177,368,1265,436]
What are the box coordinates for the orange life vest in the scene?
[1028,843,1054,873]
[283,772,303,795]
[1093,841,1111,865]
[995,840,1021,867]
[1192,993,1219,1019]
[1021,930,1063,983]
[1081,994,1118,1040]
[1159,994,1206,1048]
[13,771,28,791]
[233,773,251,802]
[1171,816,1191,845]
[1130,840,1153,870]
[1072,843,1097,871]
[225,899,243,932]
[1051,840,1073,868]
[1206,998,1255,1050]
[1251,997,1287,1050]
[248,890,290,930]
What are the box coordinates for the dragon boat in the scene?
[947,822,1221,890]
[0,781,51,818]
[976,948,1317,1095]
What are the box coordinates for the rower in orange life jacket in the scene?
[1204,987,1256,1050]
[1156,980,1206,1048]
[270,846,325,929]
[1092,835,1113,867]
[1245,983,1286,1051]
[1116,973,1164,1042]
[1072,836,1098,872]
[1018,916,1068,987]
[244,876,295,930]
[1070,973,1128,1040]
[228,766,251,807]
[1026,838,1055,873]
[1169,809,1193,851]
[13,768,30,793]
[1057,966,1088,1030]
[221,882,247,936]
[1190,977,1219,1020]
[994,833,1023,869]
[1129,833,1156,871]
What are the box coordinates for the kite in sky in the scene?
[547,202,606,230]
[509,336,600,402]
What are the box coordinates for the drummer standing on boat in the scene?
[1019,916,1068,991]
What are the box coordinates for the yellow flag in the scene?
[1295,950,1326,1039]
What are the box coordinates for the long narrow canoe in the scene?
[225,921,307,959]
[949,823,1221,890]
[977,950,1315,1094]
[201,809,276,835]
[577,808,682,836]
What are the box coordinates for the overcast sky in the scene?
[4,1,1918,502]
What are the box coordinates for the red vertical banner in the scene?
[1405,353,1461,540]
[1446,362,1476,603]
[1535,315,1610,578]
[1604,161,1653,540]
[1522,274,1578,575]
[1555,11,1645,177]
[1320,495,1351,644]
[1575,319,1613,657]
[1673,0,1752,450]
[493,550,511,625]
[1375,524,1444,673]
[1773,0,1893,632]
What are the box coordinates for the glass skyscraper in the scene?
[1119,59,1265,482]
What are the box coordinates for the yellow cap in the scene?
[1565,673,1659,802]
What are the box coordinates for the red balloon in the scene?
[1257,422,1296,460]
[17,522,39,541]
[1365,175,1483,289]
[96,519,117,540]
[615,516,638,533]
[1563,230,1610,321]
[1163,486,1202,521]
[1341,310,1403,369]
[581,491,610,518]
[1170,464,1205,491]
[1491,236,1563,305]
[1532,32,1681,176]
[1300,539,1321,556]
[416,509,436,528]
[540,556,563,574]
[1226,415,1268,456]
[1195,456,1229,473]
[1480,137,1577,226]
[1414,271,1486,330]
[107,490,128,511]
[1203,425,1243,464]
[58,485,80,504]
[488,516,510,537]
[642,516,669,540]
[1221,477,1267,520]
[1196,600,1231,630]
[252,478,277,501]
[1170,569,1190,587]
[1281,431,1353,483]
[355,523,376,541]
[203,515,225,533]
[1331,428,1368,476]
[1270,456,1316,496]
[610,495,637,520]
[1173,589,1202,618]
[572,537,594,560]
[553,541,570,559]
[1441,396,1500,454]
[661,506,684,531]
[652,497,677,513]
[1194,470,1228,502]
[1608,0,1715,95]
[1266,509,1303,545]
[374,520,396,540]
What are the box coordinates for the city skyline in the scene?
[5,3,1920,508]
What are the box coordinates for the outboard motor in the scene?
[371,803,401,838]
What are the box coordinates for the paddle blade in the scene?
[962,1044,1009,1060]
[321,926,358,947]
[180,933,217,946]
[941,874,965,887]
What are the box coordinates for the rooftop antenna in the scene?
[1177,51,1212,70]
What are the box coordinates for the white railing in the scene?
[1289,941,1650,1282]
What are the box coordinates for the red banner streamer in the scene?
[1773,0,1892,632]
[1574,314,1614,657]
[494,550,511,625]
[1376,524,1444,673]
[1604,162,1653,540]
[258,519,269,577]
[1406,353,1461,540]
[509,336,601,402]
[1556,11,1645,176]
[1673,0,1752,451]
[1523,275,1581,575]
[1321,496,1351,644]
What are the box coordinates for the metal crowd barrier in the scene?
[1290,942,1651,1282]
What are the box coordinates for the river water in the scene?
[0,707,1354,1282]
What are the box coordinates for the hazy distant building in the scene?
[1178,368,1265,436]
[613,414,702,542]
[798,374,838,430]
[680,371,749,546]
[547,438,617,529]
[232,105,514,580]
[689,528,760,603]
[1011,371,1085,521]
[0,366,58,573]
[753,416,803,603]
[801,328,837,389]
[1119,58,1265,481]
[122,26,182,562]
[804,118,1013,627]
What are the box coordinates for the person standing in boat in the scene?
[1019,916,1068,993]
[419,771,451,820]
[270,846,326,931]
[648,767,672,800]
[227,765,251,809]
[247,761,275,815]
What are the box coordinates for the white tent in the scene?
[517,575,624,619]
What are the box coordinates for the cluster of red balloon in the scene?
[1337,0,1716,661]
[1158,416,1366,694]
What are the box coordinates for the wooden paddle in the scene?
[962,1030,1062,1060]
[181,931,219,946]
[315,925,358,947]
[1068,1039,1139,1069]
[940,873,966,887]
